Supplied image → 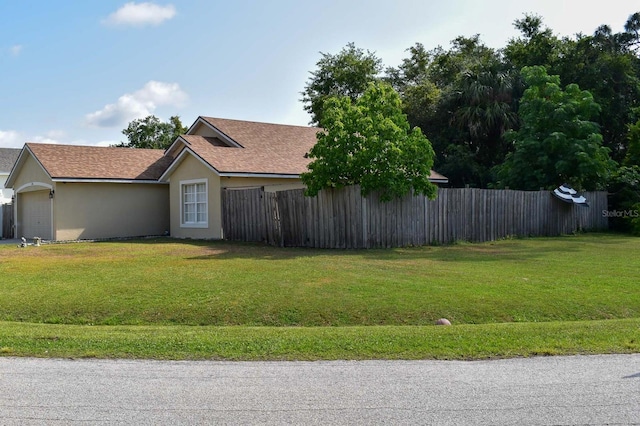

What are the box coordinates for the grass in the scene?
[0,233,638,359]
[0,320,637,360]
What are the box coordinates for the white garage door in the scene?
[20,190,52,240]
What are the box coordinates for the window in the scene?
[181,179,207,227]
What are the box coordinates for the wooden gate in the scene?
[1,203,14,239]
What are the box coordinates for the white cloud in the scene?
[0,129,110,148]
[95,140,119,147]
[0,130,22,148]
[85,81,188,128]
[31,136,61,145]
[10,45,23,56]
[103,2,176,27]
[29,130,66,145]
[0,130,72,148]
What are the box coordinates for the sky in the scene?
[1,0,638,148]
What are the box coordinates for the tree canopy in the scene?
[117,115,187,150]
[495,66,614,190]
[303,11,640,194]
[301,82,437,201]
[301,42,382,125]
[384,36,521,187]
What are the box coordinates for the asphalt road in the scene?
[1,354,639,425]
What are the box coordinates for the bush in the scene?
[607,166,640,233]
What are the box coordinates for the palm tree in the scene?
[451,68,519,170]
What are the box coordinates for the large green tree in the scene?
[385,43,441,135]
[625,118,640,166]
[389,36,519,187]
[496,66,614,190]
[301,42,382,125]
[555,23,640,162]
[301,82,437,201]
[618,12,640,52]
[449,67,519,172]
[118,115,187,150]
[504,14,563,72]
[299,11,640,194]
[506,13,640,163]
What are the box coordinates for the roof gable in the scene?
[199,117,319,151]
[186,117,243,147]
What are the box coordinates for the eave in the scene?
[51,178,168,184]
[159,147,304,182]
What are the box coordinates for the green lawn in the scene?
[0,233,638,359]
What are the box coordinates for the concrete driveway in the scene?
[0,238,19,245]
[1,354,639,425]
[0,238,48,246]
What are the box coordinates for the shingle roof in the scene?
[26,143,171,180]
[192,117,320,174]
[185,117,447,182]
[426,169,448,182]
[17,118,447,183]
[0,148,21,173]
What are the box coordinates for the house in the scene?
[7,116,448,241]
[6,145,171,241]
[0,148,21,238]
[159,117,326,239]
[0,148,21,204]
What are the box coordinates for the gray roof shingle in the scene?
[0,148,21,173]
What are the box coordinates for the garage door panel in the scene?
[20,190,52,240]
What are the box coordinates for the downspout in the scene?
[49,186,55,241]
[12,193,17,239]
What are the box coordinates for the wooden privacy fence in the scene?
[221,186,608,248]
[1,203,14,239]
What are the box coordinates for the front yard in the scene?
[0,233,638,359]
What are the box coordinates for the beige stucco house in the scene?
[159,117,326,239]
[6,144,171,241]
[7,116,448,241]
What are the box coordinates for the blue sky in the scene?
[1,0,637,148]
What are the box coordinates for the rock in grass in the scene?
[435,318,451,326]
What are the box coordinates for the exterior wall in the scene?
[10,153,170,241]
[54,182,169,241]
[190,121,218,138]
[168,154,222,239]
[10,154,52,193]
[167,153,305,240]
[220,177,305,192]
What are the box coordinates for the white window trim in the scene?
[180,178,208,228]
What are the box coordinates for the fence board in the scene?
[221,187,609,249]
